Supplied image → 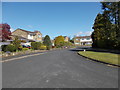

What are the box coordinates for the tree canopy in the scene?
[0,23,11,41]
[54,36,65,48]
[92,1,120,49]
[43,35,52,50]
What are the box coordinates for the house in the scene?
[64,36,70,42]
[12,28,42,42]
[74,36,92,45]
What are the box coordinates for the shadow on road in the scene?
[70,46,120,54]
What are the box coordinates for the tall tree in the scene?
[92,13,113,48]
[101,1,120,49]
[0,23,11,41]
[43,35,52,50]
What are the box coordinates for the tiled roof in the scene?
[75,36,91,38]
[13,28,41,34]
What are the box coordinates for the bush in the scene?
[46,46,51,50]
[22,48,29,51]
[1,45,7,52]
[5,45,16,52]
[31,42,42,50]
[40,45,47,50]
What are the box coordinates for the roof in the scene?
[12,28,42,34]
[11,35,36,41]
[75,36,91,38]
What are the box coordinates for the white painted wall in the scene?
[28,34,34,40]
[80,38,92,42]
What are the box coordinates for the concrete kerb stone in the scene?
[1,50,47,58]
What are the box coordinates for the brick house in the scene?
[12,28,42,42]
[74,36,92,45]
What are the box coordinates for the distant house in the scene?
[12,28,42,42]
[74,36,92,45]
[64,36,69,42]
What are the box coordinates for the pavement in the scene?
[2,48,119,88]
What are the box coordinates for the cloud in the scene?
[84,31,93,36]
[10,28,15,32]
[75,31,83,36]
[75,31,93,36]
[27,25,33,29]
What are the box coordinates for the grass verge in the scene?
[78,51,120,66]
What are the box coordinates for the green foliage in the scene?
[97,2,120,50]
[43,35,52,50]
[54,36,65,48]
[12,36,21,50]
[92,8,120,50]
[1,45,7,52]
[31,42,42,50]
[22,48,29,51]
[63,42,73,47]
[5,44,16,52]
[70,38,74,43]
[40,45,47,50]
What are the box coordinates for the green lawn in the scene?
[78,51,120,66]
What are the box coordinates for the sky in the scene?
[2,2,102,39]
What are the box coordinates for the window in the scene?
[30,34,33,37]
[81,38,84,40]
[38,35,41,38]
[75,43,79,44]
[86,38,90,40]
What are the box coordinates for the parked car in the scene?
[22,45,31,49]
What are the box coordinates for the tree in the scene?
[54,36,64,48]
[12,36,21,50]
[70,38,74,43]
[101,1,120,49]
[43,35,52,50]
[0,23,11,41]
[92,13,113,48]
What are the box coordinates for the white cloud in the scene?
[75,31,93,36]
[27,25,33,29]
[75,31,83,36]
[10,28,15,32]
[84,31,93,36]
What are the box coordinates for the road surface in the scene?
[2,49,118,88]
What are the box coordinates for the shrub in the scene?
[1,45,7,52]
[22,48,29,51]
[40,45,47,50]
[5,44,16,52]
[18,46,23,51]
[12,36,21,50]
[31,42,42,50]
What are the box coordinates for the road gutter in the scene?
[0,52,46,63]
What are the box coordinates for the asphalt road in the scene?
[2,48,118,88]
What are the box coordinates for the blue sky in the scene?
[2,2,101,39]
